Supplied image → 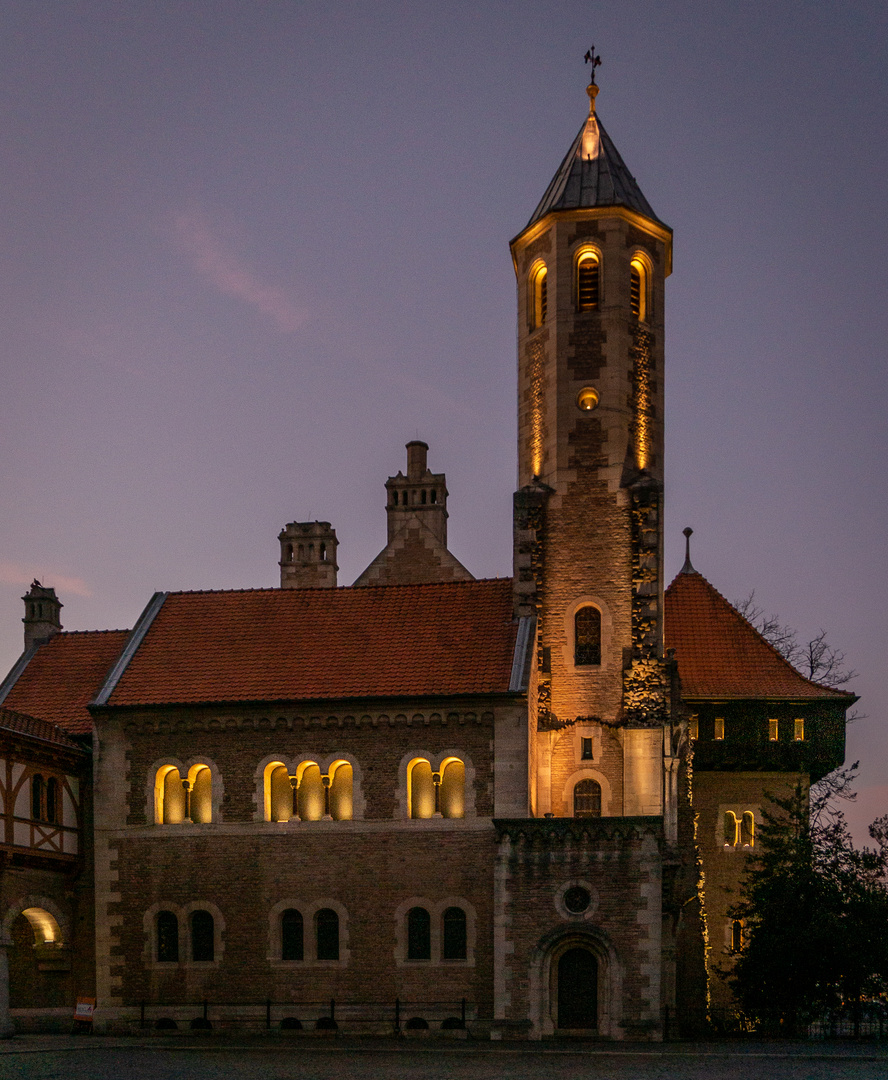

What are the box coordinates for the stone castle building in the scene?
[0,78,853,1038]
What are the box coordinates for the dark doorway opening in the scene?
[557,947,598,1029]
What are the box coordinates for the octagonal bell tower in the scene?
[511,75,676,824]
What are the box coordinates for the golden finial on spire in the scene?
[584,45,602,115]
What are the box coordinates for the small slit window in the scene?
[31,774,44,821]
[768,719,779,742]
[794,718,805,741]
[629,255,649,322]
[689,716,699,741]
[714,717,725,741]
[574,606,601,666]
[576,251,600,311]
[573,778,602,818]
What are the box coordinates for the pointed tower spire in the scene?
[680,527,697,575]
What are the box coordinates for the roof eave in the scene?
[509,205,673,276]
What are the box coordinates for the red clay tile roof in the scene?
[2,630,129,733]
[664,570,853,701]
[0,706,85,751]
[104,579,519,707]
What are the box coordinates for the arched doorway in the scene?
[557,946,598,1029]
[8,908,66,1009]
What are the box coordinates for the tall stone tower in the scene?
[22,580,63,650]
[279,521,338,588]
[511,77,676,822]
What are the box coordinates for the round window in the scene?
[563,886,592,914]
[576,387,600,412]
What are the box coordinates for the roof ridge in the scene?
[161,577,513,597]
[666,568,854,698]
[56,628,131,636]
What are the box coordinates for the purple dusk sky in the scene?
[0,3,885,840]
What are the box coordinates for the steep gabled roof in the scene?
[664,570,854,701]
[98,579,519,707]
[0,705,85,751]
[0,630,130,734]
[526,109,664,229]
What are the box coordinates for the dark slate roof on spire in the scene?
[527,113,663,228]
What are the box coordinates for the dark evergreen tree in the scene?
[729,772,888,1034]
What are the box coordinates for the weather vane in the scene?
[584,45,602,83]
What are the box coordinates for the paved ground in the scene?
[2,1036,888,1080]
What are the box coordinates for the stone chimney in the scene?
[278,521,338,589]
[22,580,63,650]
[384,440,449,546]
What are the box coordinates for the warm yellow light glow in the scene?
[741,811,755,847]
[155,765,186,824]
[768,719,779,742]
[714,717,725,740]
[22,907,61,945]
[265,761,291,822]
[408,758,434,819]
[794,718,805,741]
[188,764,212,823]
[297,762,324,821]
[529,262,547,330]
[575,246,600,311]
[724,811,739,846]
[529,341,545,477]
[629,256,648,323]
[576,386,599,412]
[439,757,465,819]
[329,760,353,821]
[688,715,699,741]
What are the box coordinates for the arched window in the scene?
[573,778,602,818]
[45,777,58,824]
[442,907,467,960]
[286,543,294,561]
[629,256,648,322]
[267,764,293,823]
[409,759,434,819]
[189,765,212,823]
[741,811,755,847]
[297,762,324,821]
[157,767,186,823]
[31,774,44,820]
[328,761,353,821]
[407,907,431,960]
[439,758,465,819]
[430,490,437,504]
[281,908,303,961]
[157,911,179,963]
[530,263,547,329]
[731,920,743,953]
[724,811,739,847]
[190,910,214,962]
[315,908,339,961]
[576,250,600,311]
[574,606,601,666]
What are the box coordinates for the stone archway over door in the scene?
[557,947,598,1029]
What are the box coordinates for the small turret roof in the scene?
[526,87,664,229]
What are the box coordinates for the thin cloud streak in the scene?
[0,561,92,598]
[173,211,306,333]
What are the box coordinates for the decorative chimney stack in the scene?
[384,440,449,546]
[278,521,338,589]
[22,580,63,650]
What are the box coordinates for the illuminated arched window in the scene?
[316,908,339,961]
[190,910,214,962]
[574,606,601,666]
[574,778,602,818]
[407,906,431,960]
[189,765,212,823]
[530,263,547,329]
[155,765,212,824]
[629,256,648,322]
[576,250,600,311]
[723,811,739,847]
[409,758,434,819]
[439,758,465,819]
[741,811,755,847]
[297,762,324,821]
[156,911,179,963]
[281,908,303,961]
[266,763,293,822]
[442,907,467,960]
[328,761,353,820]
